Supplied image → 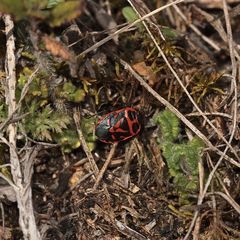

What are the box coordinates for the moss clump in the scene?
[153,109,204,204]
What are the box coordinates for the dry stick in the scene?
[184,1,239,239]
[0,202,5,236]
[3,14,41,240]
[131,2,239,161]
[73,108,99,176]
[207,192,240,215]
[119,60,240,168]
[0,163,12,169]
[192,153,205,240]
[115,219,149,240]
[186,112,232,119]
[93,143,118,189]
[78,0,185,57]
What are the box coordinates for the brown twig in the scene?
[93,142,118,189]
[3,14,41,239]
[115,219,148,240]
[73,108,99,176]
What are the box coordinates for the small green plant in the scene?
[56,116,96,153]
[0,65,95,153]
[122,6,178,38]
[122,6,144,31]
[23,103,71,141]
[153,109,204,204]
[190,68,225,103]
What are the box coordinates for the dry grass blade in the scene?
[208,192,240,215]
[172,3,221,51]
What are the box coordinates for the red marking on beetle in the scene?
[95,107,141,144]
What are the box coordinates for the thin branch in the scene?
[73,108,99,177]
[93,143,118,189]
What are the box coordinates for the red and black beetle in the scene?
[95,107,141,144]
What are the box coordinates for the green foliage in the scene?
[159,27,178,39]
[0,0,48,20]
[49,1,83,27]
[0,0,83,27]
[0,104,7,120]
[14,66,92,152]
[191,68,225,103]
[122,6,144,31]
[21,51,36,61]
[61,82,85,103]
[17,67,49,106]
[47,0,64,8]
[57,129,80,153]
[24,104,71,141]
[0,144,12,180]
[153,109,204,204]
[154,110,180,142]
[57,116,96,153]
[122,6,178,38]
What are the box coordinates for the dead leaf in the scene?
[42,35,78,77]
[132,62,156,86]
[42,35,74,61]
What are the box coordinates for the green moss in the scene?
[153,109,204,204]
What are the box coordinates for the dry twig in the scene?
[2,14,41,240]
[93,143,118,189]
[73,108,99,176]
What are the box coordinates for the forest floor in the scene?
[0,0,240,239]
